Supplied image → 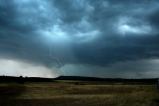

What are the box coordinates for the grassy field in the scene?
[0,81,159,106]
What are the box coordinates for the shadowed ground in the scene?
[0,81,159,106]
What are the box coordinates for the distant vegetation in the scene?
[0,75,158,84]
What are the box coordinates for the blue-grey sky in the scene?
[0,0,159,78]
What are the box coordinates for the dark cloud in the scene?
[149,10,159,30]
[0,0,159,77]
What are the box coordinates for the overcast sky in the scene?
[0,0,159,78]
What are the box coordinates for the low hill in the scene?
[55,76,158,84]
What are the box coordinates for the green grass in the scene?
[0,81,159,106]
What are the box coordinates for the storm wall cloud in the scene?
[0,0,159,78]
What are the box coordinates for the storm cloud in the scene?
[0,0,159,78]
